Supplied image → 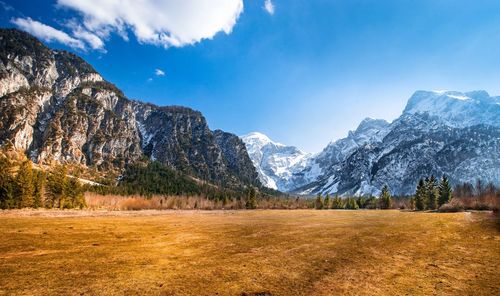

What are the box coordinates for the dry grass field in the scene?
[0,210,498,295]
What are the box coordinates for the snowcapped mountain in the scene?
[312,118,391,171]
[241,132,311,191]
[404,90,500,127]
[247,90,500,196]
[282,118,391,193]
[292,118,391,194]
[297,113,499,196]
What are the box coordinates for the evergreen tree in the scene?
[379,185,392,209]
[356,196,367,209]
[438,175,452,207]
[245,187,257,209]
[46,165,68,208]
[345,197,359,210]
[331,194,344,209]
[315,193,324,209]
[66,177,85,209]
[323,194,331,209]
[16,160,35,208]
[427,175,438,210]
[366,196,378,209]
[0,156,15,209]
[33,170,45,208]
[415,178,427,210]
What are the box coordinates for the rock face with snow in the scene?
[297,113,499,196]
[292,118,391,191]
[247,91,500,196]
[403,90,499,128]
[241,132,311,191]
[0,29,259,188]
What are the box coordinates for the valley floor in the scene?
[0,210,498,295]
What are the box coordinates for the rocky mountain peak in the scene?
[241,132,310,191]
[0,28,260,189]
[403,90,499,128]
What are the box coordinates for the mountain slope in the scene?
[0,28,260,188]
[291,118,391,192]
[296,113,499,196]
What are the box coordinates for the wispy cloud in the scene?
[263,0,275,15]
[72,28,105,51]
[0,1,14,11]
[65,20,105,51]
[155,69,165,76]
[11,17,85,50]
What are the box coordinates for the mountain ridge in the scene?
[2,28,499,196]
[243,90,500,195]
[0,28,260,189]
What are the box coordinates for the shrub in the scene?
[438,200,464,213]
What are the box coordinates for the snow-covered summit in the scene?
[241,132,311,191]
[403,90,500,128]
[241,132,284,148]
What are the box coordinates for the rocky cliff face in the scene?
[0,29,259,188]
[213,130,260,186]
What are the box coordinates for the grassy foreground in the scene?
[0,210,498,295]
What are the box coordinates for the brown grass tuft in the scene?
[84,192,313,211]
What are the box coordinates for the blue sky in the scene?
[2,0,500,152]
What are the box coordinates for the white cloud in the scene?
[264,0,275,15]
[56,0,244,48]
[66,20,105,51]
[73,28,104,50]
[155,69,165,76]
[11,17,85,50]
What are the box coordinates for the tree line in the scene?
[0,157,85,209]
[313,176,453,211]
[314,184,393,210]
[89,161,270,206]
[0,153,283,210]
[314,175,498,212]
